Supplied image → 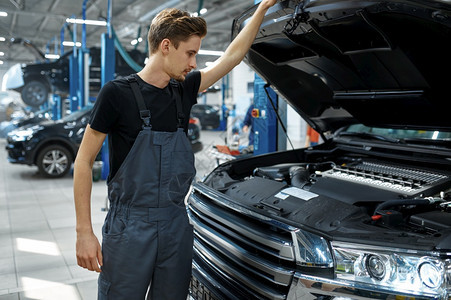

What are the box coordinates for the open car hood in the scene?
[232,0,451,134]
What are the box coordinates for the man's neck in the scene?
[137,56,170,89]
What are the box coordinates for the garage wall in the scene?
[231,62,254,118]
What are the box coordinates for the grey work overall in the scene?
[98,77,195,299]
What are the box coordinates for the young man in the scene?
[74,0,277,299]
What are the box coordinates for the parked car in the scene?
[189,115,203,153]
[5,106,92,178]
[5,106,202,178]
[190,104,220,129]
[2,47,146,107]
[187,1,451,300]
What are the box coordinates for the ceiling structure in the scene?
[0,0,255,72]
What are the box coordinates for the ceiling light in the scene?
[62,41,82,47]
[0,60,3,65]
[198,49,224,56]
[66,18,107,26]
[0,37,6,42]
[0,51,4,56]
[0,12,7,17]
[199,8,207,15]
[130,37,143,45]
[45,54,60,59]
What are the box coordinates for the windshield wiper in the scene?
[338,131,403,144]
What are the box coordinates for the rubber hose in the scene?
[289,166,310,188]
[374,199,430,215]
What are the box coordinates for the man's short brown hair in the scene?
[148,8,207,55]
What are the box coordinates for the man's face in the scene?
[166,35,202,82]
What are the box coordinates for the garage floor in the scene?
[0,130,227,300]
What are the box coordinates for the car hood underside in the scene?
[232,0,451,133]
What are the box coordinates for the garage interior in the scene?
[1,0,451,299]
[0,0,309,299]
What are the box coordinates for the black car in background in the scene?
[188,0,451,299]
[188,116,203,153]
[3,47,146,107]
[190,104,220,129]
[5,106,203,178]
[5,106,92,178]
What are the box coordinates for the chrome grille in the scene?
[188,183,296,300]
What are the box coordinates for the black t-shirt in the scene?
[89,71,200,181]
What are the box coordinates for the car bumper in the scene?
[5,142,35,165]
[190,255,445,300]
[288,273,442,300]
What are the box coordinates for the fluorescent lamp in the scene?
[198,49,224,56]
[45,54,60,59]
[66,18,107,26]
[0,37,6,42]
[0,12,7,17]
[130,37,143,45]
[62,41,82,47]
[0,51,4,56]
[0,60,3,64]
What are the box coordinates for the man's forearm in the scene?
[225,0,275,64]
[74,160,95,234]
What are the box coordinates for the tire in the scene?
[21,81,49,107]
[37,145,73,178]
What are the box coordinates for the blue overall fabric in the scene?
[97,79,196,299]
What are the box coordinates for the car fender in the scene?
[32,137,79,165]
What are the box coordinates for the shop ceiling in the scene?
[0,0,253,69]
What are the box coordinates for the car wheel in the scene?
[37,145,73,178]
[21,81,49,107]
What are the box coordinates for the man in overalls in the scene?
[73,0,277,298]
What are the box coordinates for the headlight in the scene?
[8,125,43,141]
[332,242,450,298]
[292,229,334,268]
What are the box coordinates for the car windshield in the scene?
[62,106,92,122]
[343,124,451,141]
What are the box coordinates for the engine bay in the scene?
[206,156,451,237]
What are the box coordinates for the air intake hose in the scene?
[289,166,310,188]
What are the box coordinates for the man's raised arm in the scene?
[198,0,277,92]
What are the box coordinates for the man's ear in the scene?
[160,39,171,54]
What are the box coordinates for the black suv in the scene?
[188,1,451,299]
[5,105,92,178]
[5,106,202,178]
[191,104,221,129]
[3,47,146,107]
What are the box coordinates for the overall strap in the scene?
[175,92,185,128]
[127,76,151,128]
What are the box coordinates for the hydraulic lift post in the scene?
[99,0,115,180]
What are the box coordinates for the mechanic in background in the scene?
[242,103,255,153]
[305,124,320,147]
